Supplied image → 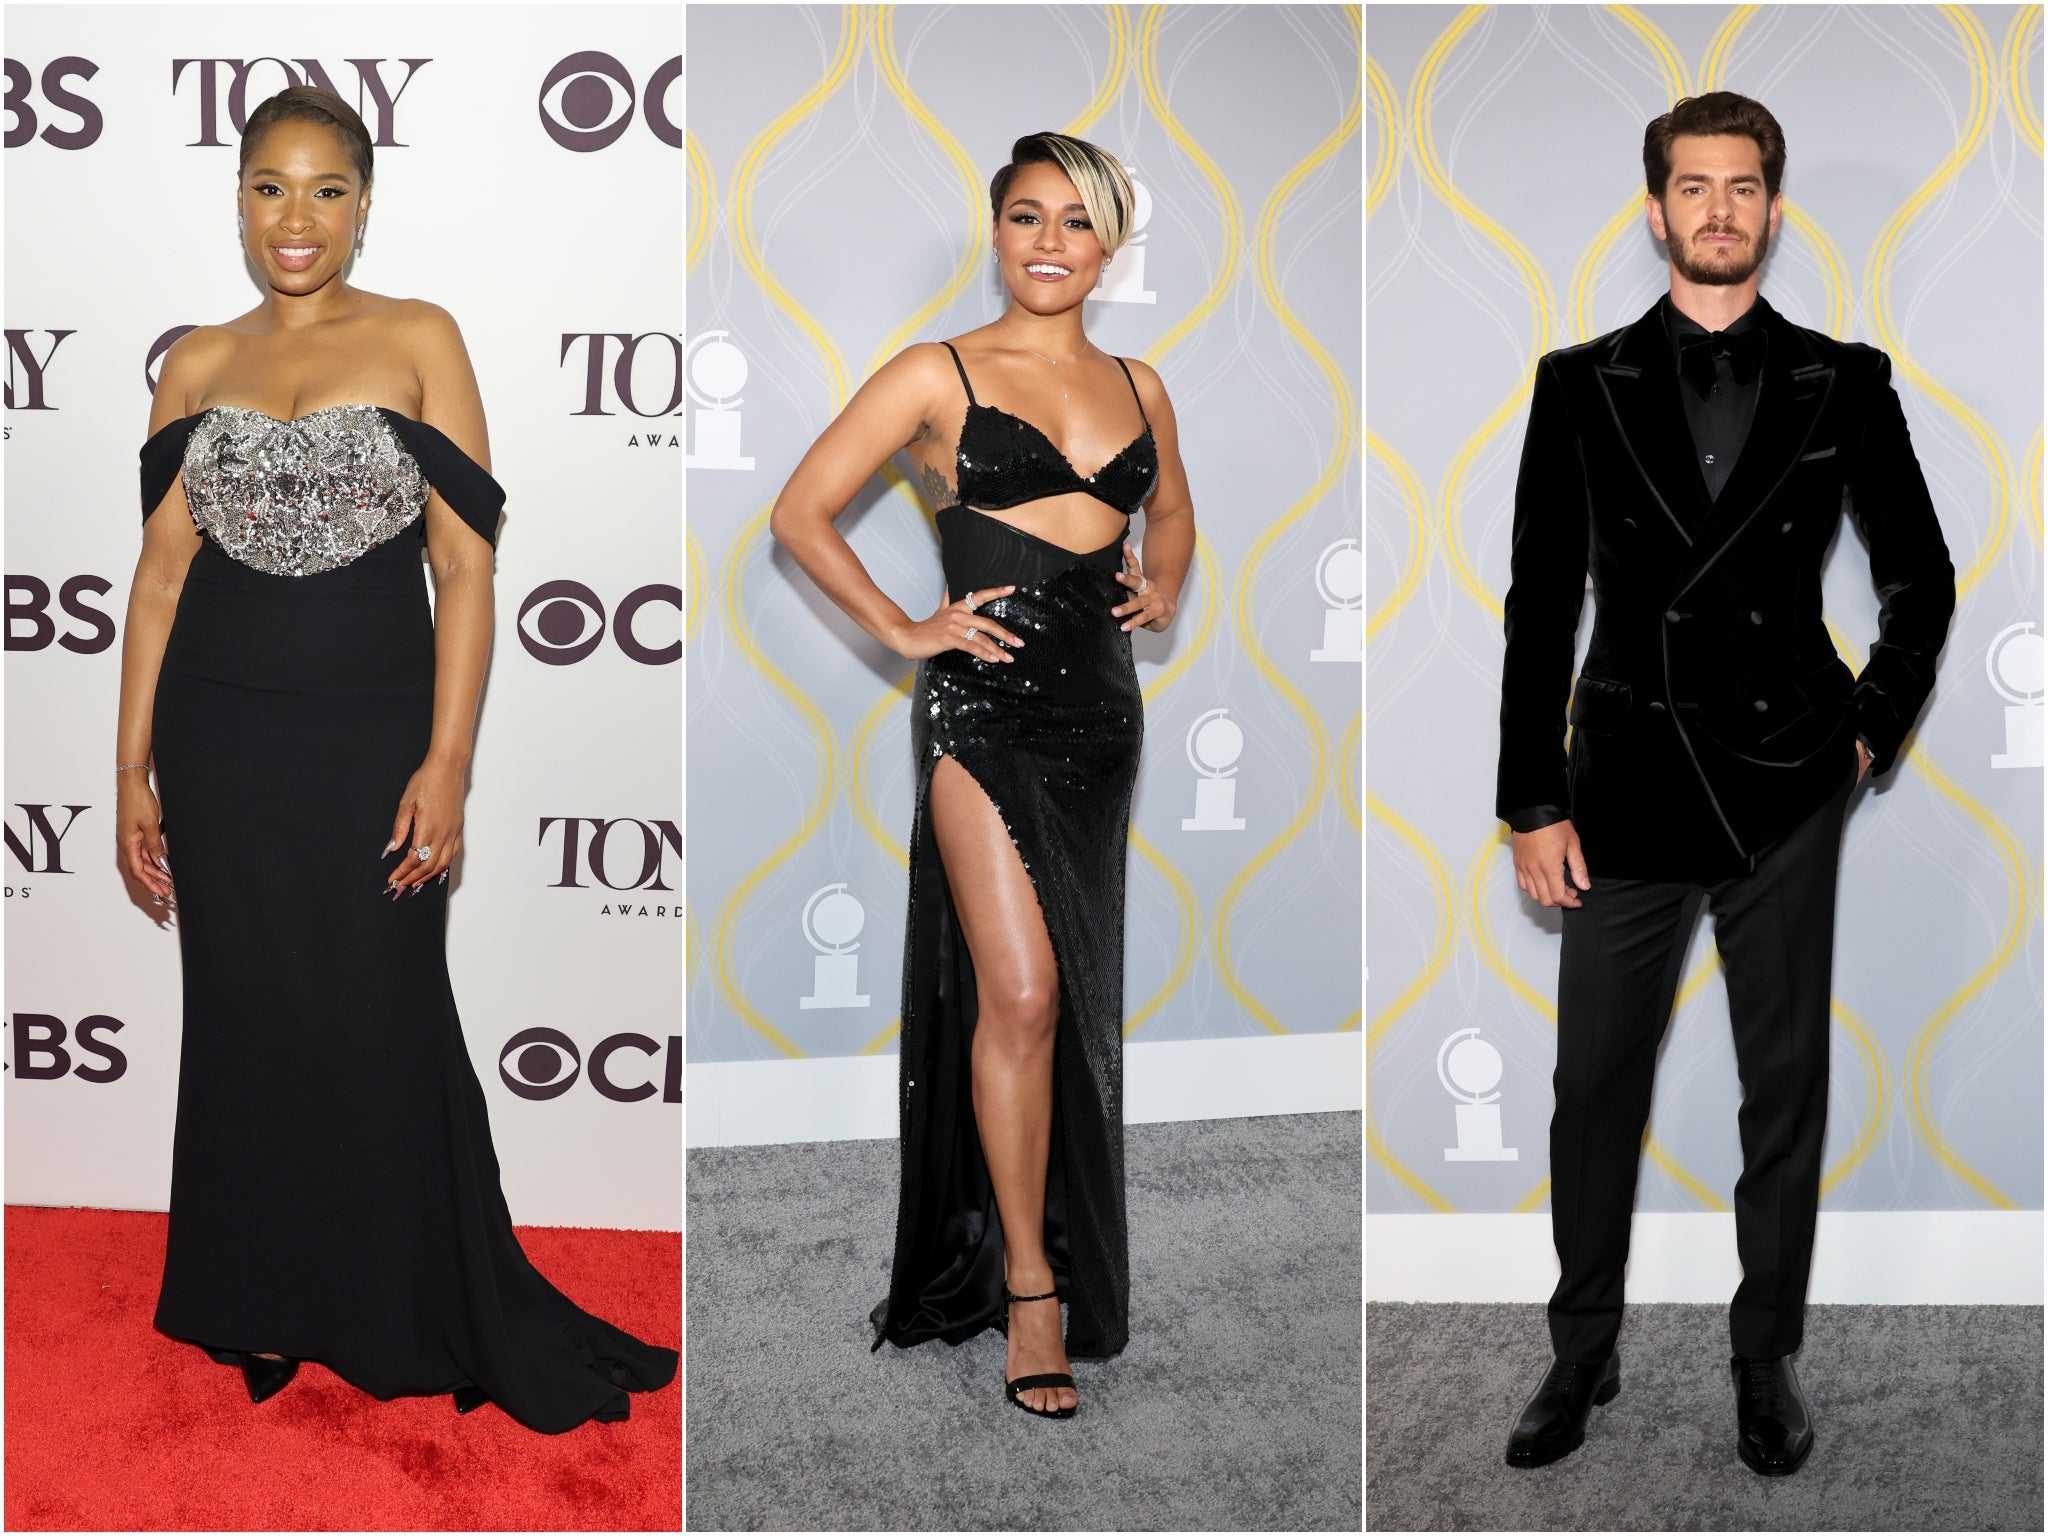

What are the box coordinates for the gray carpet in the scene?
[1367,1301,2043,1530]
[687,1111,1361,1531]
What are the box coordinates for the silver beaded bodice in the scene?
[181,404,429,577]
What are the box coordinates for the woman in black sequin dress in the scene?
[113,87,675,1433]
[771,133,1196,1418]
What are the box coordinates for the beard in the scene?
[1663,214,1771,286]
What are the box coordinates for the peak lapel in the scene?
[1593,299,1713,546]
[1674,301,1833,596]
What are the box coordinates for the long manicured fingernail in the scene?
[383,838,398,855]
[438,871,449,884]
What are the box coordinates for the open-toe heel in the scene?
[1001,1288,1077,1420]
[240,1353,298,1404]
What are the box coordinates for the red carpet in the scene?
[4,1206,680,1531]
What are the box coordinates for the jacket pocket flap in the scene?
[1568,675,1633,731]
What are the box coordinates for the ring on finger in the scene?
[964,590,979,613]
[965,625,979,642]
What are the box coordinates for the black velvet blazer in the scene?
[1495,294,1956,879]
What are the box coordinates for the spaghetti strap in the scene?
[1114,356,1149,427]
[940,341,977,406]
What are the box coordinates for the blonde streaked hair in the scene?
[989,132,1137,256]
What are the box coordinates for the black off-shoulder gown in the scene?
[138,404,677,1433]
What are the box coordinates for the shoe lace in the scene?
[1738,1357,1786,1404]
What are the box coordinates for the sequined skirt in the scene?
[870,559,1142,1360]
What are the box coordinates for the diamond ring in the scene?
[413,845,432,862]
[964,591,980,613]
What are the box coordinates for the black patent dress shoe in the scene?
[239,1352,298,1404]
[1731,1353,1814,1475]
[1504,1351,1619,1468]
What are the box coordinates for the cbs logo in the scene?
[6,1013,127,1082]
[6,575,114,653]
[498,1026,681,1103]
[518,580,679,666]
[3,57,102,149]
[539,51,678,151]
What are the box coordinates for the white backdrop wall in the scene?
[3,4,683,1229]
[1365,4,2043,1261]
[685,4,1363,1142]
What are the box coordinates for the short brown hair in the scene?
[238,85,374,188]
[1643,91,1785,202]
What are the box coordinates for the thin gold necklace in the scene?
[996,315,1090,406]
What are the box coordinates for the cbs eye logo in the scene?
[498,1026,680,1103]
[539,51,679,151]
[518,579,679,666]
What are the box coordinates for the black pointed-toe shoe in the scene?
[1504,1351,1619,1468]
[452,1383,489,1414]
[239,1352,298,1404]
[1731,1353,1814,1476]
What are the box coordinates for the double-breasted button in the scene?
[1781,520,1795,533]
[1622,517,1638,531]
[1754,699,1770,712]
[1665,610,1681,624]
[1750,610,1764,624]
[1648,700,1667,713]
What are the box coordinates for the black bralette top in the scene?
[934,340,1157,597]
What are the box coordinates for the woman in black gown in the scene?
[770,133,1195,1418]
[113,86,676,1434]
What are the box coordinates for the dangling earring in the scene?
[354,223,366,256]
[1103,255,1113,268]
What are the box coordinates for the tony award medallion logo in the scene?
[1309,538,1362,663]
[798,883,870,1009]
[1986,621,2043,770]
[1180,708,1247,832]
[1088,162,1157,305]
[1439,1028,1517,1162]
[683,330,755,470]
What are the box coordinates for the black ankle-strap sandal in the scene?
[1001,1288,1078,1419]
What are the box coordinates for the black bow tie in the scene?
[1677,326,1766,398]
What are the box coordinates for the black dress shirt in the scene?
[1661,292,1766,505]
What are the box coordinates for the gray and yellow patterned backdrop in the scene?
[1367,6,2043,1215]
[687,5,1362,1068]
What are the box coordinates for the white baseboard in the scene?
[688,1032,1361,1148]
[1367,1211,2044,1305]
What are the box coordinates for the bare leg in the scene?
[928,754,1077,1414]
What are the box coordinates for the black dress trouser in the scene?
[1547,771,1855,1364]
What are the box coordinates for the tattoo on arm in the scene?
[919,459,958,510]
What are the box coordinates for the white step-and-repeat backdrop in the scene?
[4,4,682,1229]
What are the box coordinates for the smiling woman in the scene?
[115,84,677,1433]
[768,130,1198,1421]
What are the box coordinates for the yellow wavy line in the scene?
[1461,828,1728,1211]
[2006,5,2043,157]
[1821,996,1891,1195]
[1825,619,2021,1209]
[2026,424,2042,548]
[1606,4,1691,100]
[726,8,859,412]
[1136,5,1246,365]
[708,10,862,1059]
[1065,5,1131,137]
[863,6,985,376]
[1567,194,1650,345]
[685,525,707,644]
[710,502,834,1061]
[1411,6,1557,624]
[1126,824,1202,1039]
[1695,3,1757,94]
[1338,712,1361,833]
[1365,53,1398,216]
[687,126,715,275]
[1864,6,2009,601]
[1365,431,1427,640]
[1210,68,1359,1036]
[1365,790,1457,1211]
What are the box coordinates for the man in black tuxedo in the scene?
[1494,92,1955,1476]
